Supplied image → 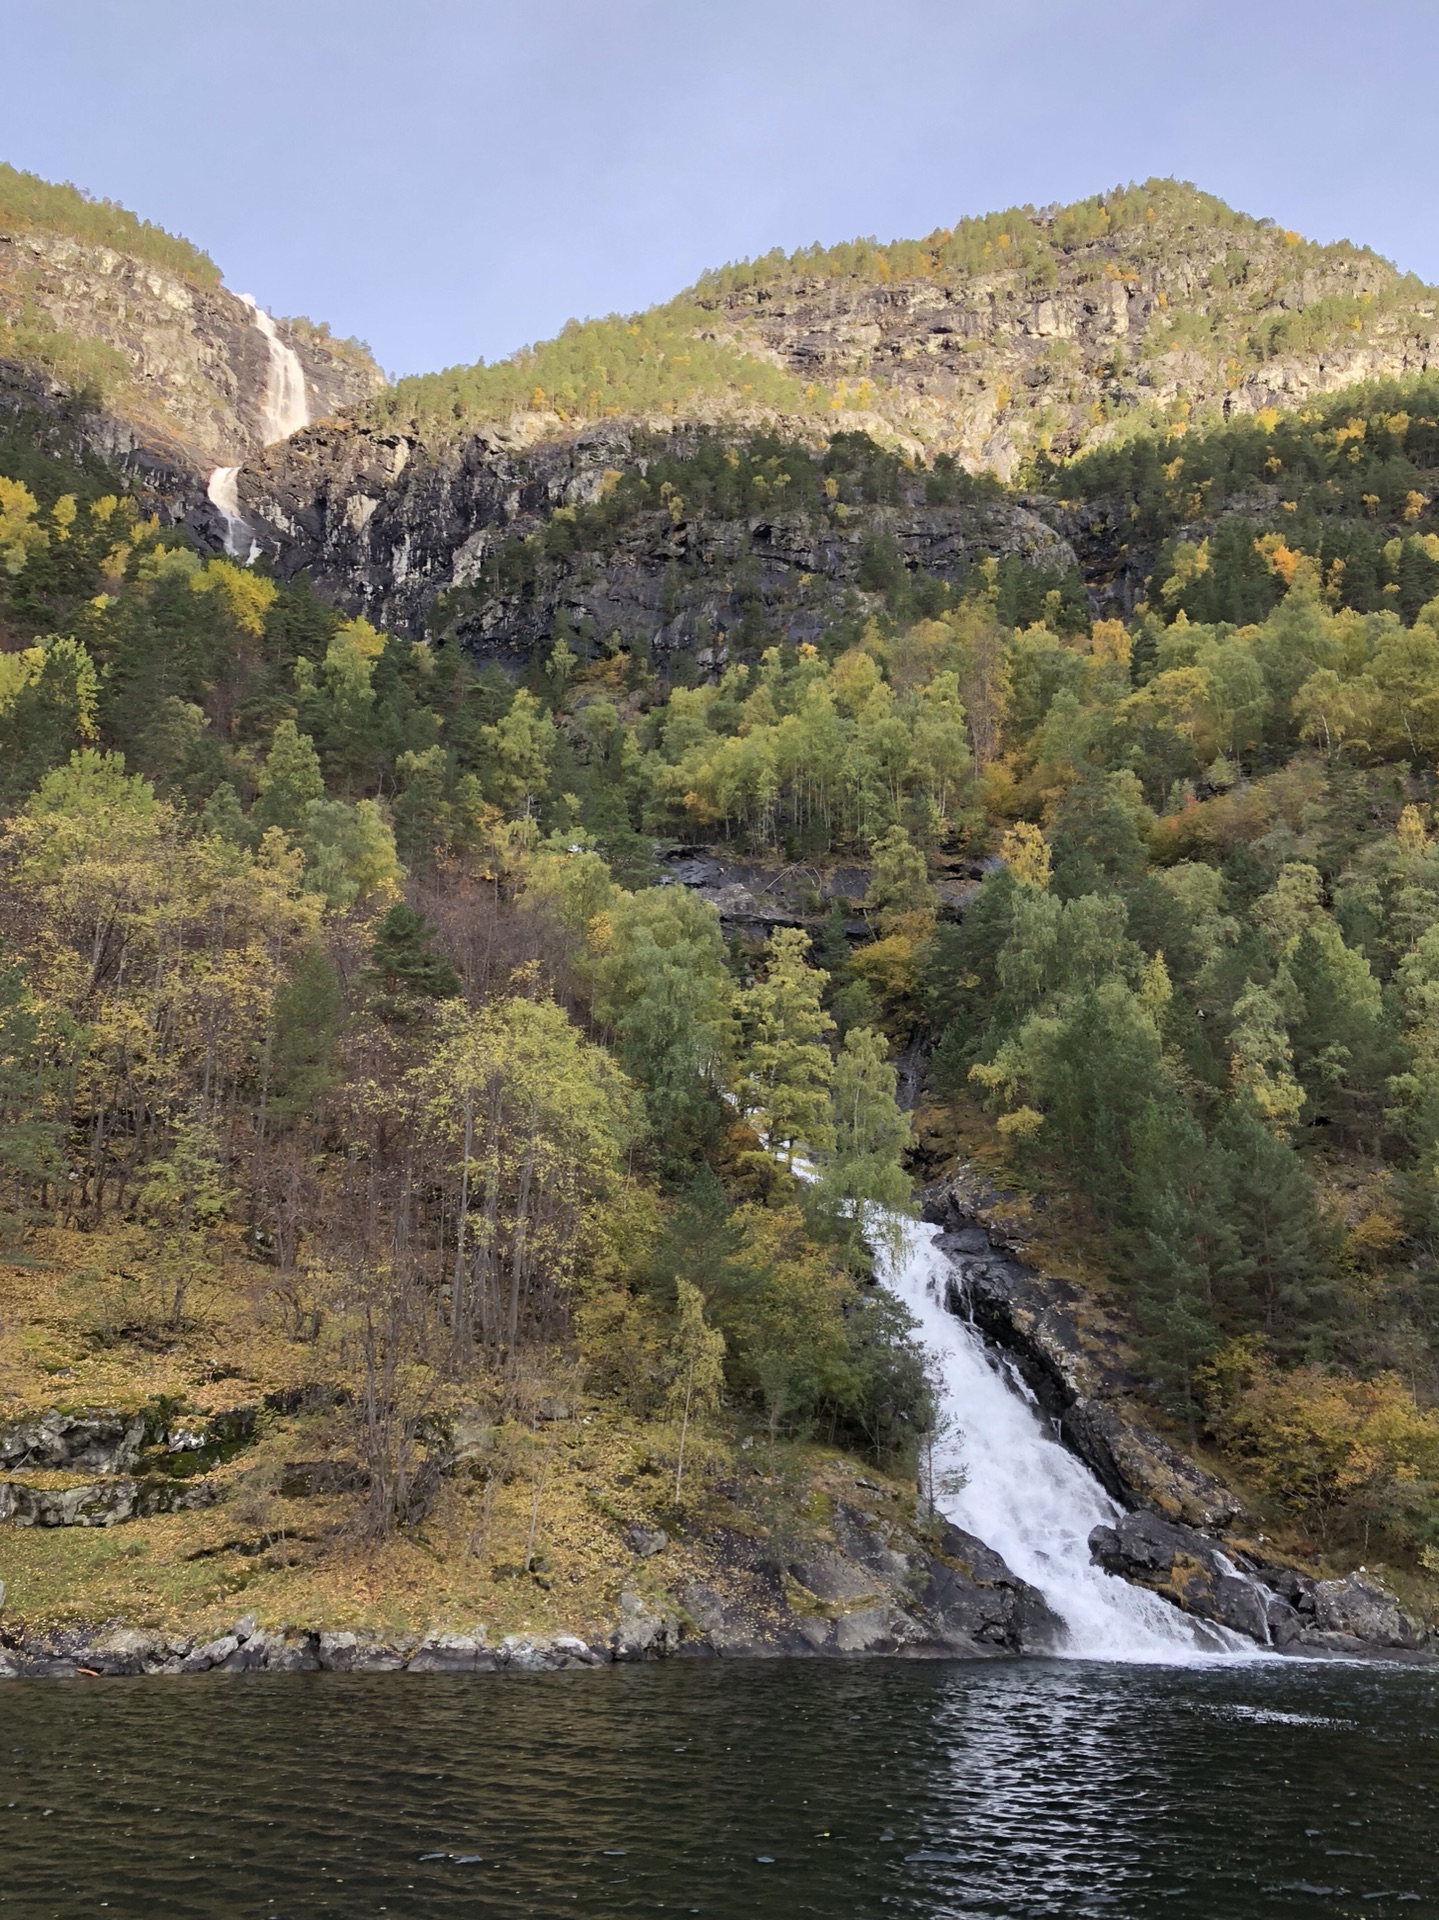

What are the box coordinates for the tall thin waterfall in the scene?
[876,1213,1251,1662]
[207,295,310,559]
[238,293,310,445]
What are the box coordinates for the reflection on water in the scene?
[0,1658,1435,1917]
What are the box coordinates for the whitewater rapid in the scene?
[875,1212,1252,1663]
[207,294,310,560]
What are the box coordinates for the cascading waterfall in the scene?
[206,465,253,560]
[207,294,310,560]
[874,1211,1254,1663]
[239,293,310,446]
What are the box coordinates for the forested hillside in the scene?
[374,180,1438,478]
[6,166,1439,1645]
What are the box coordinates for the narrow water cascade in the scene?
[874,1212,1255,1663]
[206,464,253,559]
[238,292,310,445]
[206,295,309,559]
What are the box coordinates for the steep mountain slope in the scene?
[232,181,1439,646]
[0,164,383,479]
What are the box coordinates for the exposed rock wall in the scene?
[0,226,384,470]
[697,218,1438,476]
[234,417,1078,646]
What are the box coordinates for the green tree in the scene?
[363,904,461,1005]
[818,1025,913,1227]
[252,718,325,836]
[737,927,835,1166]
[591,886,733,1152]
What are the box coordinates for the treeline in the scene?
[374,306,821,438]
[0,160,219,287]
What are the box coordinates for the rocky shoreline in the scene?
[4,1174,1432,1678]
[0,1500,1070,1680]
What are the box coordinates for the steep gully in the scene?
[877,1214,1240,1661]
[207,294,309,557]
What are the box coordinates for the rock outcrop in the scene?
[1089,1509,1431,1657]
[0,1474,217,1528]
[230,415,1078,648]
[692,193,1438,477]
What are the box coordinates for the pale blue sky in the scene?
[2,1,1435,379]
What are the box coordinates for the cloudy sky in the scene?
[2,0,1434,378]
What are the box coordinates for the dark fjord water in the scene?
[0,1660,1434,1919]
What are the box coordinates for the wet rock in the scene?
[1089,1510,1272,1641]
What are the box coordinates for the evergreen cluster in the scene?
[0,161,220,287]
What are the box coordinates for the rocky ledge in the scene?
[0,1500,1062,1680]
[1090,1510,1432,1659]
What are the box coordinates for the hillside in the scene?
[3,169,1439,1663]
[0,163,383,473]
[370,180,1437,474]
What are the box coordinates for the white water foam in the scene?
[237,293,310,446]
[206,464,253,559]
[206,296,309,561]
[875,1212,1255,1663]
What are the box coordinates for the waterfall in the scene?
[206,295,309,561]
[876,1213,1254,1663]
[206,465,254,560]
[237,293,310,446]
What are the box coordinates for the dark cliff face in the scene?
[234,418,1081,650]
[0,225,384,471]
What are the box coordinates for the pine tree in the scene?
[737,927,835,1166]
[251,718,324,836]
[364,904,461,1003]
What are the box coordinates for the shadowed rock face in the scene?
[224,416,1080,649]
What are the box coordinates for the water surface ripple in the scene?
[1,1659,1435,1918]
